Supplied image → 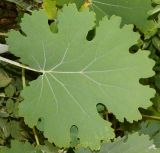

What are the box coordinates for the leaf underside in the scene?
[76,133,160,153]
[7,4,155,149]
[90,0,154,33]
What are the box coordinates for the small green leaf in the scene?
[42,0,57,20]
[0,140,35,153]
[0,118,10,138]
[152,36,160,52]
[148,5,160,15]
[0,140,58,153]
[0,69,11,88]
[10,121,27,140]
[6,99,14,114]
[4,84,15,97]
[153,0,160,4]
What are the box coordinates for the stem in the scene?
[22,68,26,88]
[33,127,40,146]
[0,32,8,36]
[21,66,40,146]
[0,56,41,73]
[142,114,160,120]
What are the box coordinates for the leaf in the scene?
[89,0,155,34]
[139,121,160,148]
[42,0,57,20]
[6,4,155,149]
[0,68,12,88]
[10,120,28,141]
[153,0,160,4]
[76,133,160,153]
[56,0,84,8]
[4,84,15,97]
[6,99,15,114]
[0,140,35,153]
[0,118,10,139]
[74,0,85,9]
[56,0,74,6]
[148,5,160,16]
[0,140,59,153]
[5,0,33,10]
[152,36,160,52]
[0,44,8,54]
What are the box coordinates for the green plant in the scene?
[1,0,160,153]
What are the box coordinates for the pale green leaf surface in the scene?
[76,133,160,153]
[7,4,155,149]
[90,0,154,34]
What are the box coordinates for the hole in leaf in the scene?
[48,19,58,32]
[38,118,42,122]
[70,125,79,147]
[19,29,27,37]
[96,103,125,137]
[96,103,108,120]
[37,117,44,131]
[129,45,139,54]
[67,148,75,153]
[139,77,153,86]
[86,28,95,41]
[48,20,54,25]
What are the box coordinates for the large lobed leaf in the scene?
[139,121,160,147]
[89,0,155,34]
[76,133,160,153]
[6,4,155,149]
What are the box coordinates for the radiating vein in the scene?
[82,73,128,91]
[81,58,97,72]
[81,44,124,72]
[92,3,106,15]
[38,75,44,101]
[44,73,59,113]
[31,55,42,70]
[42,41,47,70]
[84,67,135,73]
[51,43,71,71]
[48,73,90,117]
[92,0,132,10]
[31,55,45,101]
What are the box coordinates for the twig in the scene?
[22,68,26,88]
[142,114,160,120]
[0,56,41,73]
[33,126,40,146]
[0,32,8,36]
[21,66,40,146]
